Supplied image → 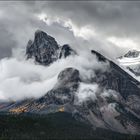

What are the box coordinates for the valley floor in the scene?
[0,112,139,140]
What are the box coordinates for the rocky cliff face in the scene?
[1,30,140,134]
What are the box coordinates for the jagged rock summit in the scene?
[26,30,76,65]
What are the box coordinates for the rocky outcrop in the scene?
[91,50,140,99]
[36,67,80,106]
[59,44,76,59]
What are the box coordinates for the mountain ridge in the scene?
[0,30,140,135]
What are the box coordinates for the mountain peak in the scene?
[26,30,59,65]
[26,30,77,66]
[124,50,140,58]
[34,29,58,47]
[35,29,46,35]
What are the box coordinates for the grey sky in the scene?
[0,1,140,59]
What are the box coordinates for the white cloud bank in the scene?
[0,50,109,101]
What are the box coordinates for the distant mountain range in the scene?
[0,30,140,135]
[118,50,140,76]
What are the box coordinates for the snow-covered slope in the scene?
[118,50,140,76]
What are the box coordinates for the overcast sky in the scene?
[0,1,140,59]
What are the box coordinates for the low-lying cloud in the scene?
[0,49,109,101]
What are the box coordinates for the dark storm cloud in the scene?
[0,1,140,58]
[39,1,140,37]
[0,26,16,58]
